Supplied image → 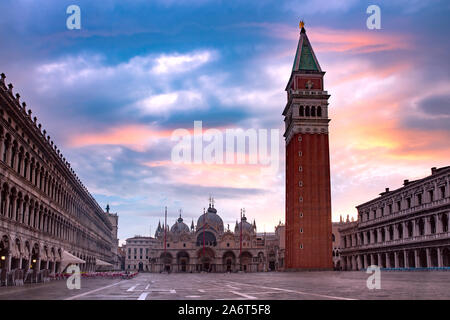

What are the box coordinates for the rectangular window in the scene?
[429,190,434,202]
[388,204,392,214]
[397,201,401,212]
[417,193,422,205]
[406,198,411,209]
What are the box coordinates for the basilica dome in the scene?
[196,205,224,233]
[235,215,255,234]
[170,215,190,234]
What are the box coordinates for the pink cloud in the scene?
[247,22,411,54]
[68,124,174,151]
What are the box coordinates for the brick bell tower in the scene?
[283,21,333,270]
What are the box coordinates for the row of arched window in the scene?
[0,117,111,238]
[0,106,112,255]
[360,186,448,222]
[343,213,449,248]
[0,181,111,256]
[299,105,322,117]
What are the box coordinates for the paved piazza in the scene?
[0,271,449,300]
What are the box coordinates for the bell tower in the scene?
[283,21,333,270]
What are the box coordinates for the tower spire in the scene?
[290,20,321,73]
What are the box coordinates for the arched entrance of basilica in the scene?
[160,252,173,272]
[222,251,236,272]
[177,251,189,272]
[239,251,252,272]
[197,248,215,272]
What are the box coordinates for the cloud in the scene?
[68,124,173,151]
[152,51,214,74]
[246,23,411,54]
[134,90,205,115]
[402,93,450,131]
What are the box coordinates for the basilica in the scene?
[124,200,285,273]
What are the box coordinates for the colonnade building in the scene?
[0,73,117,276]
[339,166,450,270]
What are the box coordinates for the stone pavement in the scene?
[0,271,449,300]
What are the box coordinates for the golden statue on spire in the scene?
[299,20,305,29]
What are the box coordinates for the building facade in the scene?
[106,205,121,270]
[125,201,285,273]
[340,166,450,270]
[283,22,333,270]
[0,73,117,275]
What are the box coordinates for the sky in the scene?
[0,0,449,245]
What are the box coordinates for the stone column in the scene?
[363,254,368,269]
[0,136,4,161]
[6,253,12,272]
[414,250,420,268]
[426,248,431,268]
[404,251,408,268]
[29,164,34,184]
[377,253,382,268]
[22,201,27,225]
[19,153,25,175]
[437,247,443,268]
[5,146,12,168]
[385,226,390,241]
[425,217,431,235]
[412,220,418,237]
[393,224,399,240]
[4,194,10,218]
[386,253,391,268]
[17,198,24,223]
[436,214,442,233]
[394,252,399,268]
[371,253,376,266]
[10,195,17,220]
